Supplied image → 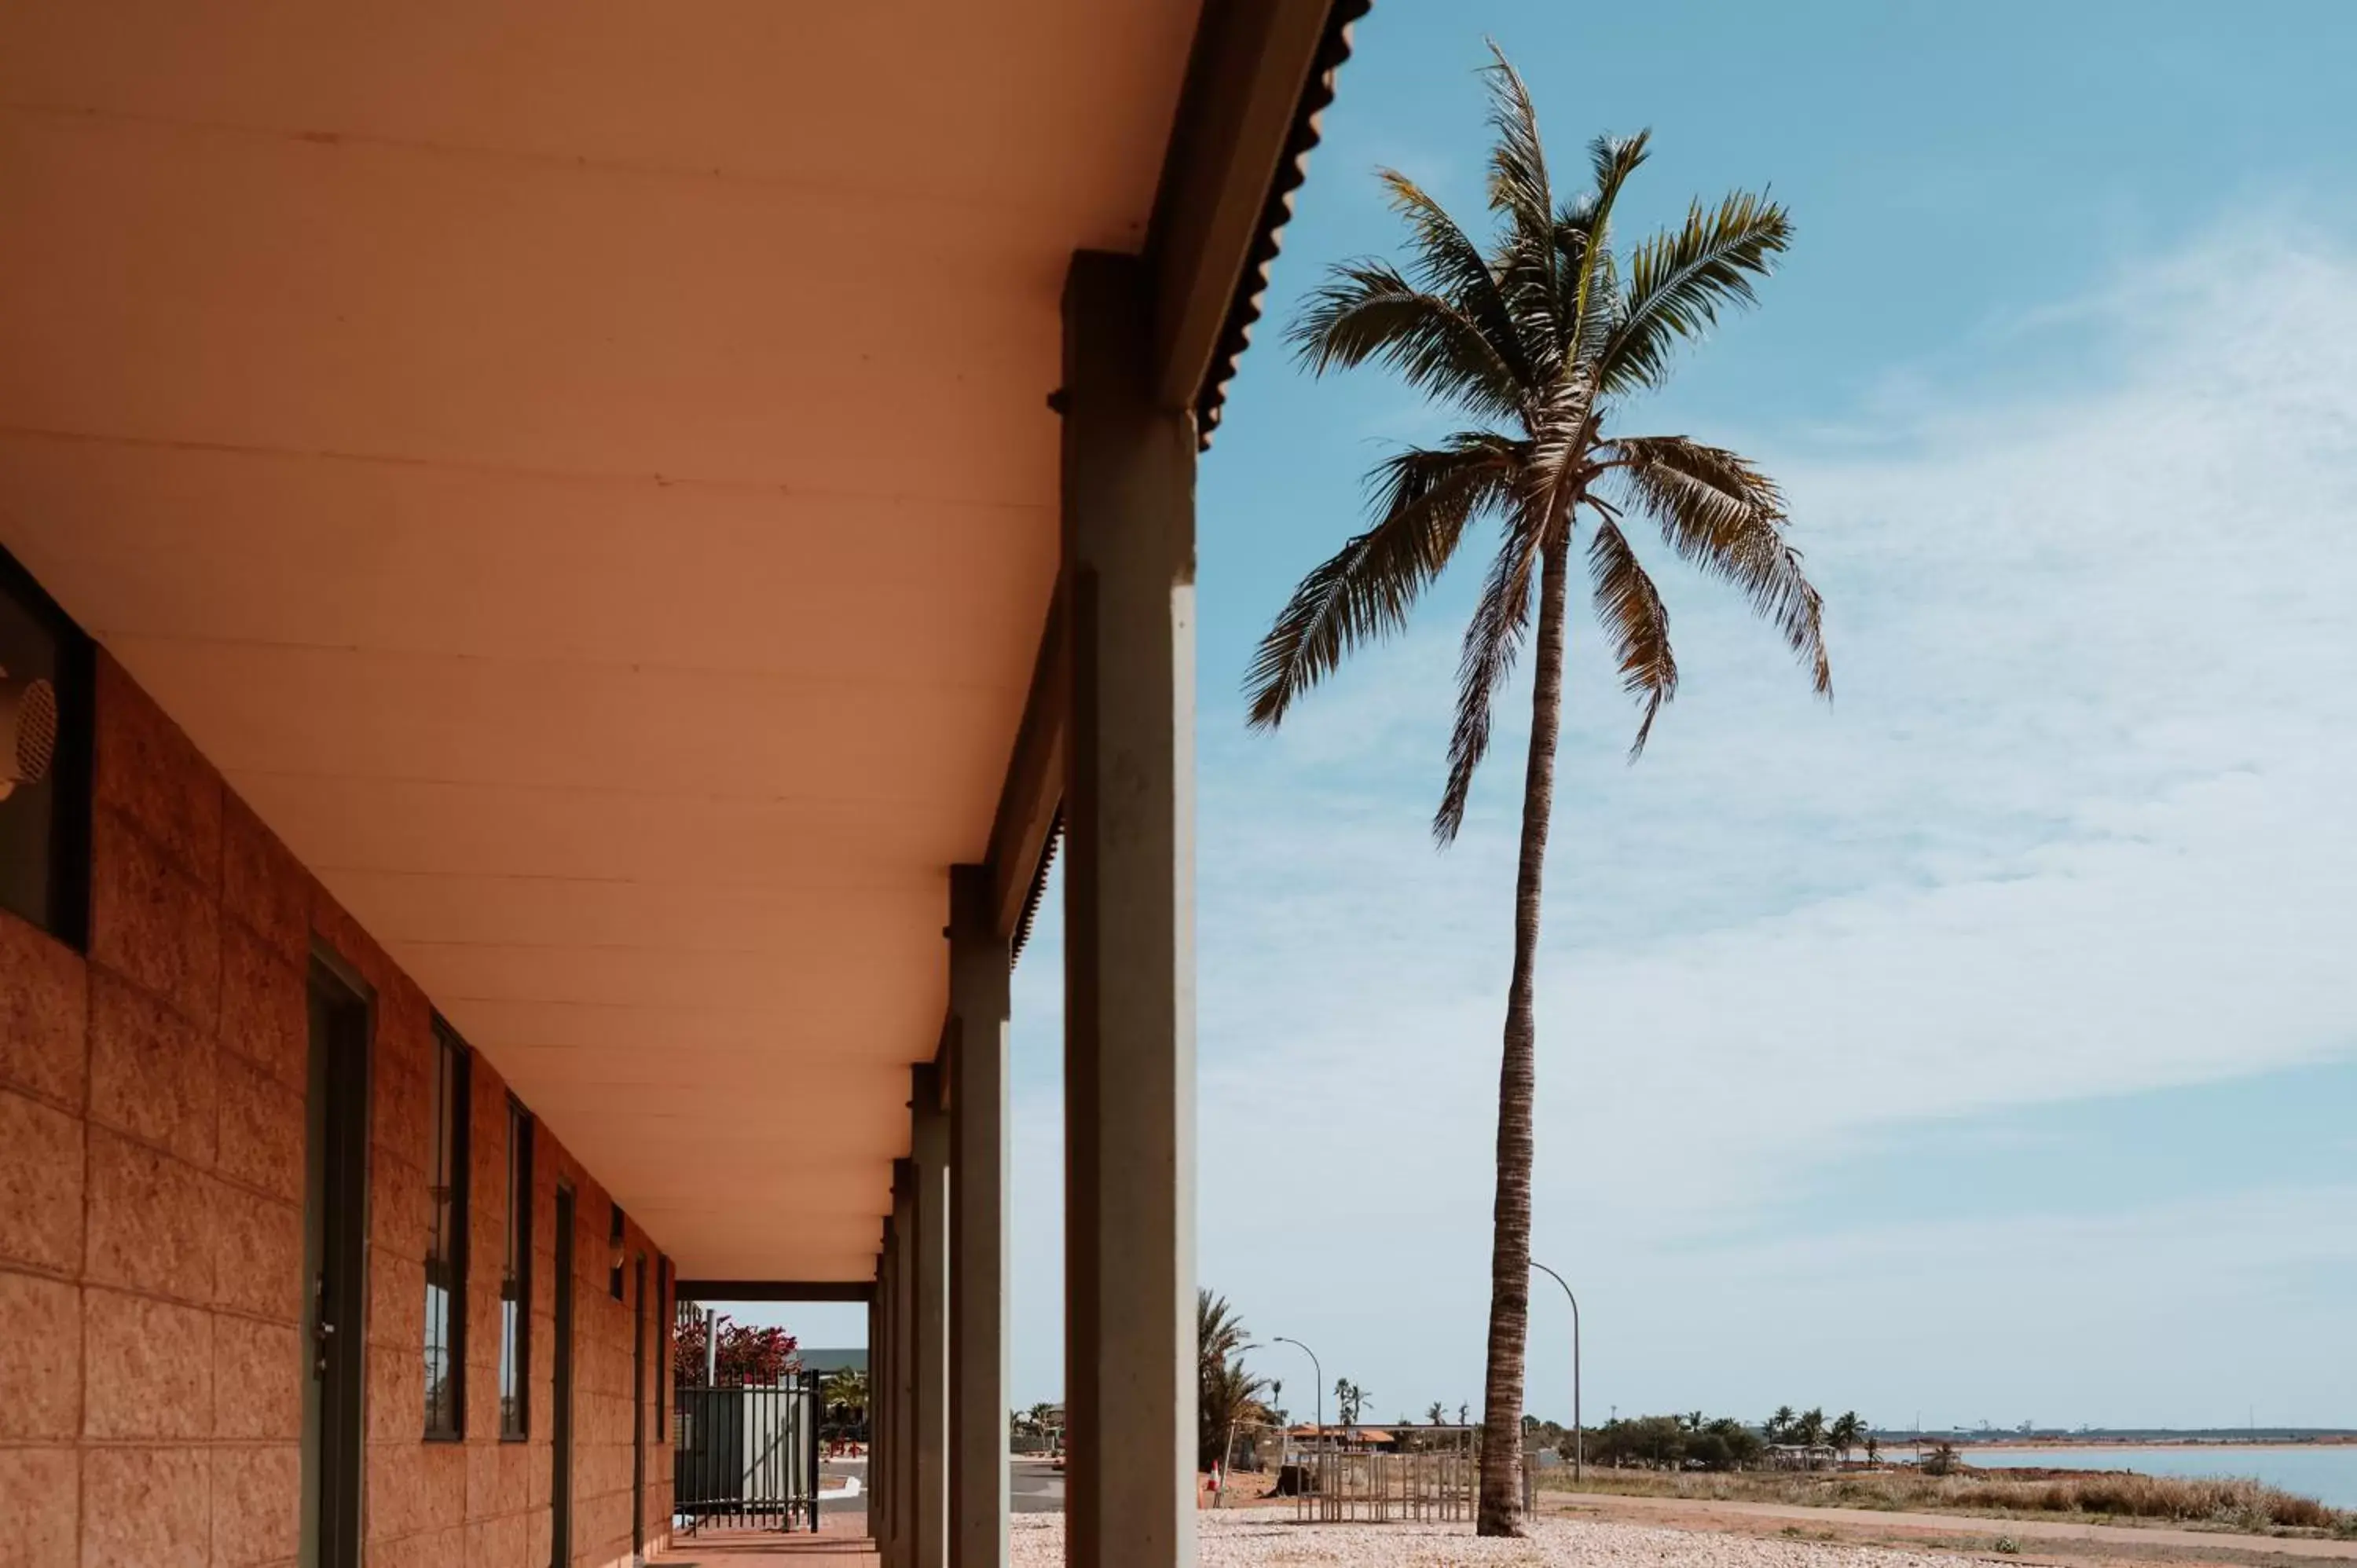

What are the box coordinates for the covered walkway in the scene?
[0,1,1367,1566]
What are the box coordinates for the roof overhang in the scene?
[0,0,1365,1280]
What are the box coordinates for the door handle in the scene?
[313,1274,334,1378]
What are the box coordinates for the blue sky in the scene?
[757,0,2357,1430]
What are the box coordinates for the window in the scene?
[424,1023,471,1438]
[655,1256,669,1436]
[0,545,92,948]
[609,1203,625,1300]
[498,1100,533,1441]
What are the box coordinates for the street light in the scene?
[1530,1262,1581,1482]
[1272,1337,1323,1452]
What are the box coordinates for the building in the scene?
[0,2,1369,1566]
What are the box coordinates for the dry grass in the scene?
[1538,1465,2356,1537]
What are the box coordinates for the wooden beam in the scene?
[982,592,1065,943]
[673,1279,874,1303]
[1146,0,1347,414]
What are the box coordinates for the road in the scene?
[1012,1457,1065,1514]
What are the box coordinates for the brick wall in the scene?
[0,654,671,1568]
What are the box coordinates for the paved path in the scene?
[652,1519,875,1562]
[1544,1489,2357,1559]
[1012,1456,1066,1514]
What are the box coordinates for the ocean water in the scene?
[1915,1445,2357,1511]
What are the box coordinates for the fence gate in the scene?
[672,1370,822,1534]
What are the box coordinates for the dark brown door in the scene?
[302,959,370,1568]
[552,1185,575,1568]
[631,1254,647,1562]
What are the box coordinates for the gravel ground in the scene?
[1008,1511,1987,1568]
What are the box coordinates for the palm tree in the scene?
[1768,1405,1797,1444]
[1428,1401,1450,1426]
[1830,1410,1864,1465]
[1796,1407,1830,1453]
[1247,47,1827,1535]
[1198,1290,1248,1380]
[1197,1290,1264,1469]
[821,1365,868,1416]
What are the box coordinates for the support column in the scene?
[1058,249,1197,1568]
[912,1064,951,1568]
[868,1271,888,1555]
[889,1163,918,1566]
[949,865,1011,1568]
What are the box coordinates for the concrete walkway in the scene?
[1543,1489,2357,1559]
[651,1521,877,1563]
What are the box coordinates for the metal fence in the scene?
[672,1371,821,1534]
[1288,1444,1479,1523]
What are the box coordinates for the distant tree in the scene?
[1795,1408,1829,1449]
[1429,1401,1450,1426]
[1830,1411,1864,1464]
[821,1365,868,1418]
[1922,1441,1963,1477]
[1198,1291,1248,1381]
[1197,1291,1265,1469]
[1767,1405,1797,1443]
[1864,1433,1882,1467]
[672,1313,799,1386]
[1335,1379,1371,1427]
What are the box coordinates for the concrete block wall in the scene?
[0,654,672,1568]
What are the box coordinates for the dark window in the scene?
[655,1257,669,1434]
[0,546,93,948]
[609,1203,625,1300]
[424,1024,471,1438]
[498,1100,533,1441]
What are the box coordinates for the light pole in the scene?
[1273,1337,1323,1453]
[1530,1262,1581,1482]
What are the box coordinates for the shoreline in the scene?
[1897,1443,2357,1455]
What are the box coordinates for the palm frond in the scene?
[1600,190,1791,394]
[1291,260,1525,421]
[1586,511,1677,756]
[1434,500,1547,843]
[1481,42,1555,248]
[1607,435,1831,696]
[1245,434,1520,730]
[1481,42,1563,368]
[1564,131,1649,374]
[1378,170,1534,393]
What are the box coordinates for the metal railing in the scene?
[672,1370,821,1534]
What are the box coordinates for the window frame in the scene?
[423,1020,472,1441]
[0,544,94,951]
[498,1097,533,1442]
[655,1255,669,1437]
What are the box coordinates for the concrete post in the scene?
[889,1161,918,1566]
[1058,249,1197,1568]
[912,1064,951,1568]
[948,865,1011,1568]
[868,1275,888,1555]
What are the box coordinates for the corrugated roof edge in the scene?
[1196,0,1374,449]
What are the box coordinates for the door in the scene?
[302,959,370,1568]
[552,1185,575,1568]
[630,1254,647,1562]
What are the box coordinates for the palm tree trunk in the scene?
[1476,526,1572,1535]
